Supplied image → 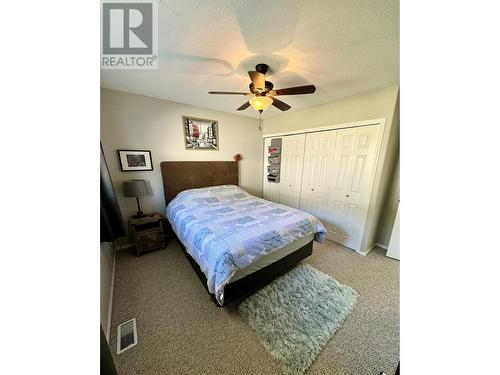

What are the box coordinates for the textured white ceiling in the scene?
[101,0,399,118]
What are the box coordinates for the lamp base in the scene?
[133,211,146,219]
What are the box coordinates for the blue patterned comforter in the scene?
[166,185,327,305]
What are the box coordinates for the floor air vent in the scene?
[116,318,137,354]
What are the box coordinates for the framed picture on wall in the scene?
[117,150,153,171]
[183,116,219,150]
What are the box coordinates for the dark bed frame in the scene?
[160,161,314,307]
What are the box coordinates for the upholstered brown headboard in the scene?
[160,161,239,205]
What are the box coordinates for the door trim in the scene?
[262,118,387,138]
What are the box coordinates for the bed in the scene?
[160,161,326,306]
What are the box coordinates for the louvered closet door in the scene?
[279,134,305,208]
[327,125,380,250]
[299,131,337,224]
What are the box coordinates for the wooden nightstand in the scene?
[128,213,167,256]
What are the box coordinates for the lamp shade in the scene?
[249,96,273,112]
[123,179,149,197]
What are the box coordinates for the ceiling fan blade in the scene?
[236,101,251,111]
[208,91,251,95]
[271,97,291,111]
[248,71,265,91]
[269,85,316,96]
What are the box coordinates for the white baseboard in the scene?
[357,246,372,256]
[357,242,389,256]
[106,246,117,341]
[105,240,134,340]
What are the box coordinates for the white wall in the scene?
[373,95,399,248]
[263,85,400,250]
[100,242,114,340]
[101,88,263,223]
[263,85,399,136]
[378,148,400,245]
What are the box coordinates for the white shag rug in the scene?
[238,263,358,375]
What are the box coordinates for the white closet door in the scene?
[280,134,305,208]
[327,125,380,250]
[299,131,337,223]
[327,128,356,244]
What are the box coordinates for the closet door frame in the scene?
[264,118,386,139]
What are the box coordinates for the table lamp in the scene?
[123,179,149,218]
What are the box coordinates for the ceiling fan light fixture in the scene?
[249,96,273,112]
[208,63,316,112]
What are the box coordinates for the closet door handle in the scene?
[311,188,314,191]
[346,194,350,197]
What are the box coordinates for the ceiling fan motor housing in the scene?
[255,63,269,75]
[249,80,274,95]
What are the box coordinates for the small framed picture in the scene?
[117,150,153,171]
[183,116,219,150]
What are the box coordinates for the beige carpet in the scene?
[110,240,399,375]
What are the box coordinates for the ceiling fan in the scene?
[208,63,316,113]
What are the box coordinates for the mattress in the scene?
[166,185,326,305]
[229,233,314,282]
